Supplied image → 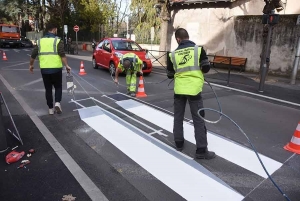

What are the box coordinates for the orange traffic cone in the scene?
[284,122,300,154]
[79,61,87,75]
[136,76,147,98]
[2,52,7,61]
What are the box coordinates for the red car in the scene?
[92,38,152,75]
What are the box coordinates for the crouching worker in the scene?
[114,53,143,97]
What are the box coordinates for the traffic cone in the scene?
[136,76,147,98]
[284,122,300,154]
[79,61,87,75]
[2,52,7,61]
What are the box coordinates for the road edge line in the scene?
[0,74,108,201]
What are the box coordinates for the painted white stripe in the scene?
[13,49,20,52]
[16,78,43,88]
[116,99,283,178]
[207,82,300,107]
[79,106,244,201]
[0,74,108,201]
[291,136,300,145]
[23,49,31,51]
[296,123,300,131]
[2,62,29,69]
[150,72,300,107]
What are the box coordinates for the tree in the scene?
[79,0,108,33]
[130,0,161,43]
[157,0,170,65]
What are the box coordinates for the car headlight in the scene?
[145,52,149,59]
[114,52,123,58]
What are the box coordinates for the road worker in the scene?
[167,28,215,160]
[114,53,143,97]
[29,22,71,115]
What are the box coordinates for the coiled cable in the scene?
[198,78,291,201]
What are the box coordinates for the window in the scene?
[112,40,142,51]
[103,40,111,52]
[97,40,104,49]
[1,26,19,33]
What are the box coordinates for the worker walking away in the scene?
[114,53,143,97]
[167,28,215,160]
[29,22,71,115]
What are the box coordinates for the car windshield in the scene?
[1,26,19,33]
[112,40,142,51]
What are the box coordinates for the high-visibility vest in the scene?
[118,53,143,71]
[169,45,204,95]
[38,37,63,69]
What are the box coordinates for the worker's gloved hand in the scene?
[114,78,119,85]
[66,65,71,73]
[167,70,174,79]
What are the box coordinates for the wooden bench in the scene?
[210,55,247,72]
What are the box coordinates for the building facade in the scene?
[167,0,300,76]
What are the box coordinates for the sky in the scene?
[119,0,131,15]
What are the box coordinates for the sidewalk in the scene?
[204,68,300,105]
[152,63,300,105]
[0,79,91,201]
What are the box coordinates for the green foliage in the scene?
[0,0,160,42]
[130,0,161,44]
[0,0,20,24]
[79,0,110,33]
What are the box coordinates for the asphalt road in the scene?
[0,47,300,201]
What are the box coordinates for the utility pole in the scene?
[259,11,275,92]
[290,36,300,84]
[259,0,283,92]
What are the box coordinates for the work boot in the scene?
[49,108,54,115]
[130,93,136,97]
[195,148,216,160]
[55,102,62,114]
[175,140,184,151]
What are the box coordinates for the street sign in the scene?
[64,25,68,34]
[73,25,79,32]
[150,27,154,42]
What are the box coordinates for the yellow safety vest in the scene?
[169,45,204,95]
[118,53,143,72]
[38,37,63,69]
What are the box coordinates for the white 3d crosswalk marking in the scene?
[79,106,244,201]
[116,99,283,178]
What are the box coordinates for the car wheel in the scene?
[109,62,115,76]
[92,57,98,69]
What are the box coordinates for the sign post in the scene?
[150,27,154,51]
[73,25,79,54]
[64,25,68,34]
[64,25,68,51]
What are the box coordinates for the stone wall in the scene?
[167,0,300,76]
[233,15,300,74]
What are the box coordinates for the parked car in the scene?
[92,38,152,75]
[20,38,33,47]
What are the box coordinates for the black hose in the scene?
[198,78,291,201]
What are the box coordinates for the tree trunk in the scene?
[41,0,46,30]
[158,3,170,66]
